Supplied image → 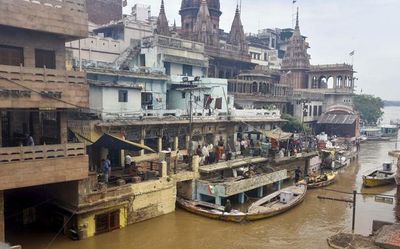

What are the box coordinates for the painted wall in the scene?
[167,76,230,114]
[89,85,142,119]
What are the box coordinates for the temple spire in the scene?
[192,0,217,45]
[295,7,299,30]
[155,0,171,36]
[228,3,247,52]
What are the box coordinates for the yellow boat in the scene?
[362,170,395,187]
[299,172,338,189]
[177,184,307,222]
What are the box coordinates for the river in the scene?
[10,107,400,249]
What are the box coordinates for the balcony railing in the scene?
[0,65,88,108]
[0,143,86,164]
[0,65,86,84]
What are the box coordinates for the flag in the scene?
[349,50,355,56]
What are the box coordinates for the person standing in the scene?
[101,159,110,183]
[202,143,209,164]
[106,155,111,177]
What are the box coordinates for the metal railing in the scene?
[0,143,86,164]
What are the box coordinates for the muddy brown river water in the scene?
[9,108,400,249]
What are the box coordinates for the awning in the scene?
[89,133,155,153]
[262,128,293,141]
[69,128,103,146]
[318,114,357,125]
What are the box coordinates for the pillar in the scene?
[0,190,4,242]
[215,196,222,205]
[257,187,264,198]
[157,137,162,153]
[140,128,146,156]
[31,112,41,145]
[333,76,338,89]
[0,114,2,146]
[238,193,245,204]
[174,136,179,151]
[308,75,312,89]
[161,161,168,178]
[59,112,68,144]
[185,135,190,152]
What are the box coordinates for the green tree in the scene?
[353,94,384,125]
[281,114,311,133]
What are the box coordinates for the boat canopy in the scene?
[263,128,293,141]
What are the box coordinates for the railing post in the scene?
[19,145,24,162]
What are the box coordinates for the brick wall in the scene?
[86,0,123,25]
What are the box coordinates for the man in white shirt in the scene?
[202,144,209,164]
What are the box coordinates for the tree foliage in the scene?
[281,114,311,133]
[353,94,384,125]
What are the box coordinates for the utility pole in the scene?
[352,190,357,232]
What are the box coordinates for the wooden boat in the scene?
[362,162,396,187]
[246,184,307,221]
[177,185,307,222]
[362,170,395,187]
[299,172,337,189]
[176,197,246,223]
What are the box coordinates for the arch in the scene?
[252,82,258,93]
[336,76,343,88]
[327,76,334,89]
[318,76,327,88]
[312,76,318,88]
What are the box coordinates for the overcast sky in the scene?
[125,0,400,100]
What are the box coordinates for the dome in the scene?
[180,0,220,12]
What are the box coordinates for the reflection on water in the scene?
[9,107,400,249]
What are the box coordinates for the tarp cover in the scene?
[262,128,293,141]
[318,114,357,125]
[89,133,155,152]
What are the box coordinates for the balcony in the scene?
[0,65,89,109]
[0,0,88,39]
[0,143,88,190]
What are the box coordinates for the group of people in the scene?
[195,138,227,165]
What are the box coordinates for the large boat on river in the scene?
[360,127,393,141]
[177,184,307,222]
[362,163,396,187]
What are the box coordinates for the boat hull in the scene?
[300,172,337,189]
[177,185,307,222]
[362,177,395,187]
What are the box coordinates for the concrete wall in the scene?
[0,27,67,69]
[86,0,123,25]
[0,0,88,39]
[89,86,142,118]
[0,156,88,191]
[167,77,230,113]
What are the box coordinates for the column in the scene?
[215,196,222,206]
[185,135,190,152]
[0,114,2,146]
[238,193,245,204]
[0,191,4,242]
[140,128,146,156]
[59,112,68,144]
[257,187,264,198]
[333,76,338,89]
[158,137,162,153]
[308,75,312,89]
[174,136,179,151]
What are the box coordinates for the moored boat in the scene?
[299,171,337,189]
[176,197,246,223]
[177,184,307,222]
[246,184,307,221]
[362,163,395,188]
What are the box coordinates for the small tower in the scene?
[155,0,171,36]
[228,5,248,52]
[281,7,310,89]
[192,0,218,45]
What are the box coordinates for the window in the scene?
[140,54,146,67]
[0,45,24,66]
[95,210,120,235]
[118,90,128,102]
[164,62,171,75]
[182,92,186,99]
[215,97,223,110]
[35,49,56,69]
[313,106,318,116]
[318,106,323,116]
[183,64,193,76]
